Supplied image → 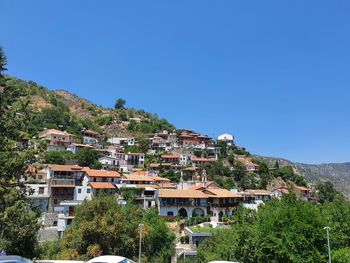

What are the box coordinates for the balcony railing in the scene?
[161,201,209,207]
[210,202,240,208]
[51,179,75,187]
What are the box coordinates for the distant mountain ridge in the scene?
[256,155,350,198]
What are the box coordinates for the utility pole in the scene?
[138,223,144,263]
[324,226,331,263]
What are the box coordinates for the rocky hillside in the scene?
[4,75,175,139]
[256,155,350,198]
[5,75,350,196]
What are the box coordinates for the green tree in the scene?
[276,166,307,186]
[0,47,7,74]
[119,111,128,121]
[137,135,150,153]
[333,248,350,263]
[0,48,40,258]
[321,196,350,250]
[60,195,175,262]
[161,171,181,182]
[75,148,100,168]
[39,240,63,260]
[232,161,247,182]
[216,141,228,158]
[120,187,144,204]
[316,181,340,203]
[114,98,126,110]
[197,195,333,263]
[204,161,233,179]
[43,150,74,165]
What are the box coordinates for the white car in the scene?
[86,256,135,263]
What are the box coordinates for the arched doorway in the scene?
[192,208,205,217]
[178,208,188,218]
[219,211,224,222]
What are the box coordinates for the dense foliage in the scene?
[317,181,341,203]
[0,47,40,258]
[203,161,257,190]
[2,74,175,141]
[197,194,350,263]
[40,195,175,262]
[42,148,102,168]
[160,170,181,183]
[275,165,307,186]
[114,98,126,110]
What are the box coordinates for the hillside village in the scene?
[23,122,316,241]
[1,57,347,263]
[2,2,350,260]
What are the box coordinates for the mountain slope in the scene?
[5,75,350,196]
[256,155,350,198]
[4,75,175,139]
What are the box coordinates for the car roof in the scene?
[0,256,26,262]
[86,256,129,263]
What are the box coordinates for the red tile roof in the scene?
[89,182,116,189]
[83,168,121,178]
[47,165,83,172]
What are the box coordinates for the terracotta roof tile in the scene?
[47,164,83,172]
[89,182,116,189]
[204,189,243,198]
[84,168,121,178]
[122,174,155,182]
[159,189,208,198]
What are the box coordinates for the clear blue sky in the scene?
[1,1,350,164]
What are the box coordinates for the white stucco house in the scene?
[157,188,243,222]
[217,133,234,145]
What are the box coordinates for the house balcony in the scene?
[210,202,240,208]
[51,179,75,187]
[136,195,156,200]
[160,201,209,207]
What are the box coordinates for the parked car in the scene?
[0,256,33,263]
[85,256,135,263]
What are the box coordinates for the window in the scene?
[39,187,44,194]
[87,189,91,194]
[78,188,82,194]
[167,211,174,216]
[53,199,58,205]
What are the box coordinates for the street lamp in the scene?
[138,223,144,263]
[324,226,331,263]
